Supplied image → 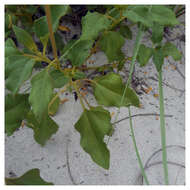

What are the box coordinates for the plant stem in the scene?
[44,5,60,69]
[158,70,169,185]
[128,107,149,185]
[108,24,149,185]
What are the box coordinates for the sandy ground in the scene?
[5,16,185,185]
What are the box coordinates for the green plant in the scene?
[5,5,183,185]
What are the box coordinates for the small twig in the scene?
[167,59,185,80]
[112,113,173,125]
[148,76,185,93]
[66,137,77,185]
[136,145,185,185]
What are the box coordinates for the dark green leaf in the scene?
[26,111,58,146]
[137,44,153,67]
[6,56,35,94]
[93,73,140,107]
[75,106,113,169]
[49,69,69,88]
[162,42,182,61]
[153,47,164,72]
[5,168,53,185]
[29,70,53,120]
[99,31,125,62]
[73,71,87,80]
[5,94,30,136]
[13,25,38,52]
[151,23,164,44]
[66,39,94,66]
[81,11,112,40]
[119,25,132,39]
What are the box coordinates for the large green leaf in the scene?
[29,69,53,120]
[26,111,58,146]
[49,69,69,88]
[153,47,164,72]
[34,5,70,38]
[99,31,125,62]
[151,22,164,44]
[6,55,35,94]
[137,44,153,67]
[81,11,112,40]
[5,94,30,136]
[66,39,94,66]
[124,5,179,27]
[12,25,38,52]
[162,42,182,61]
[93,73,140,107]
[75,106,113,169]
[5,168,53,185]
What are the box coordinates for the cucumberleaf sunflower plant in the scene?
[5,5,183,185]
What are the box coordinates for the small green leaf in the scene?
[75,106,113,169]
[162,42,182,61]
[93,73,140,107]
[49,69,69,88]
[119,25,132,39]
[151,23,164,44]
[29,70,53,120]
[13,25,38,52]
[137,44,153,67]
[5,168,53,185]
[26,111,58,146]
[6,56,35,94]
[73,71,87,80]
[5,94,30,136]
[48,94,60,116]
[66,39,94,66]
[153,47,164,72]
[99,31,125,62]
[81,11,112,40]
[34,16,49,39]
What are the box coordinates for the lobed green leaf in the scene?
[5,168,53,185]
[81,11,112,40]
[93,73,140,107]
[26,111,59,146]
[99,31,125,62]
[75,106,113,169]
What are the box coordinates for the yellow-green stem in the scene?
[44,5,60,69]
